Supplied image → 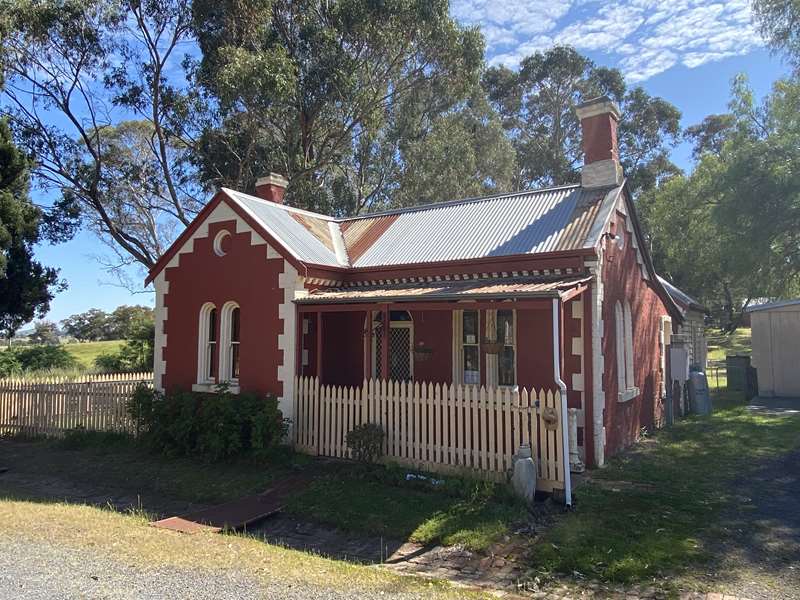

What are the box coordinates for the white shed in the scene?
[748,299,800,397]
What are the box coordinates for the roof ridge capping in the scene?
[337,182,583,222]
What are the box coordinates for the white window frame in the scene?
[485,309,517,388]
[452,309,481,386]
[219,301,241,388]
[615,300,639,402]
[196,302,217,386]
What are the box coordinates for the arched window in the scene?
[198,303,217,384]
[219,302,241,382]
[615,300,638,401]
[623,300,634,390]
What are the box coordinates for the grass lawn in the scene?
[705,327,752,390]
[286,470,526,552]
[0,499,488,598]
[0,435,524,553]
[63,339,125,369]
[526,390,800,585]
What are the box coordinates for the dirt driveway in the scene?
[700,397,800,600]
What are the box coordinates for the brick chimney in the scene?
[575,96,623,189]
[255,173,289,204]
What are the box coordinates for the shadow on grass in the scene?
[526,396,800,585]
[0,435,528,558]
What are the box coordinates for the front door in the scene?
[371,311,414,381]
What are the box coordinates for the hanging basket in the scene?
[482,340,504,354]
[413,347,433,362]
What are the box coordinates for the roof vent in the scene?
[575,96,623,189]
[255,173,289,204]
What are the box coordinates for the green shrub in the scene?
[128,385,288,461]
[14,345,78,372]
[0,350,21,378]
[346,423,385,463]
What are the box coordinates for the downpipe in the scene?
[552,298,572,507]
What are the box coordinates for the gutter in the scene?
[552,298,572,506]
[294,290,564,305]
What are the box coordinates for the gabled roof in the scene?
[657,276,706,313]
[218,184,619,270]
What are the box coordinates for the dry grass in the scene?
[0,499,489,598]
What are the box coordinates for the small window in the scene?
[462,310,480,385]
[615,300,638,401]
[230,307,240,380]
[198,303,217,384]
[208,308,217,380]
[496,310,515,386]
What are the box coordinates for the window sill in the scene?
[618,387,640,403]
[192,382,240,394]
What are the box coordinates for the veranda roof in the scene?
[294,274,592,305]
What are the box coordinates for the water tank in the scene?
[688,370,712,415]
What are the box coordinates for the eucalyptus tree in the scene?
[483,46,682,194]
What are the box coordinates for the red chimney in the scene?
[255,173,289,204]
[575,96,623,189]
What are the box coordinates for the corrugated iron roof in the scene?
[348,186,605,267]
[223,184,618,269]
[225,190,342,267]
[657,276,705,312]
[296,275,591,304]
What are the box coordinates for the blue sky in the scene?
[33,0,791,325]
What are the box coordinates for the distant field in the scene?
[63,340,124,368]
[706,327,752,364]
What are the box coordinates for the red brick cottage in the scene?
[146,97,683,479]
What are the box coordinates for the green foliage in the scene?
[94,313,154,373]
[62,305,153,342]
[192,0,496,215]
[641,75,800,329]
[482,46,682,194]
[29,320,59,345]
[0,118,64,339]
[753,0,800,69]
[12,344,78,372]
[129,385,287,461]
[345,423,384,463]
[0,348,21,377]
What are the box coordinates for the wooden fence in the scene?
[0,373,153,437]
[293,376,564,491]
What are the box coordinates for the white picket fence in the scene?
[293,376,564,490]
[0,373,153,437]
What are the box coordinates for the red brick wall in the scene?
[411,310,452,384]
[601,209,668,457]
[162,220,286,395]
[517,306,556,390]
[321,311,365,387]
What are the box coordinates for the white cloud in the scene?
[451,0,765,81]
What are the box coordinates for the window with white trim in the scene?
[615,300,638,402]
[197,303,217,384]
[484,309,516,387]
[462,310,480,384]
[219,302,241,383]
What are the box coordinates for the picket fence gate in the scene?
[293,376,564,491]
[0,373,153,437]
